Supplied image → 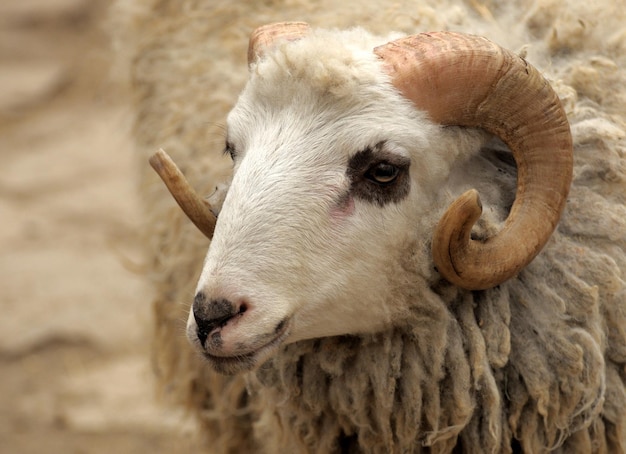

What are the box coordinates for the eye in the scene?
[365,162,400,185]
[347,144,411,206]
[224,141,236,160]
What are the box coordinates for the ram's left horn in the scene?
[375,32,573,291]
[149,149,216,239]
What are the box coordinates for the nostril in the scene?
[193,310,208,347]
[192,294,239,347]
[195,324,209,347]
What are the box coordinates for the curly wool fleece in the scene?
[111,0,626,451]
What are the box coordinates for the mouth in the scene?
[201,319,290,375]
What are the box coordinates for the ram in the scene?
[115,0,625,452]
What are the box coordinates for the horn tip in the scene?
[149,148,169,171]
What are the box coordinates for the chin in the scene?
[196,322,291,375]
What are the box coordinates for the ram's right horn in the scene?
[149,149,217,239]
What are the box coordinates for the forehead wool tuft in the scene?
[251,28,401,99]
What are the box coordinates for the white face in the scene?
[185,47,457,374]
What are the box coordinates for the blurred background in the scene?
[0,0,195,452]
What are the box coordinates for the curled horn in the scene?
[149,149,216,239]
[374,32,573,290]
[248,21,311,65]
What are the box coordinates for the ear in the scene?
[207,179,231,218]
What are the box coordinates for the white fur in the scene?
[188,28,487,367]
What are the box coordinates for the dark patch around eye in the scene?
[346,142,411,207]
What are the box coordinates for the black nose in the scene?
[192,293,237,347]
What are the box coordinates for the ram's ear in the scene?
[247,22,311,66]
[206,180,231,219]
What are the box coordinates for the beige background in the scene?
[0,1,194,452]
